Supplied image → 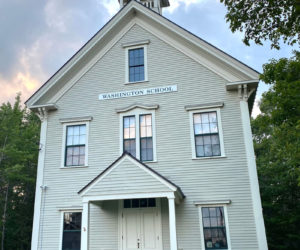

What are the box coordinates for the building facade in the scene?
[27,1,268,249]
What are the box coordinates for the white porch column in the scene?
[168,197,178,250]
[81,201,89,250]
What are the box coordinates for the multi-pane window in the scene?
[202,207,228,249]
[193,112,221,157]
[124,198,156,208]
[123,116,136,156]
[123,114,154,161]
[65,125,86,166]
[62,212,82,250]
[140,114,153,161]
[129,48,144,82]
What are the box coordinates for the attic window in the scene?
[125,43,148,84]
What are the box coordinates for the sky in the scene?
[0,0,297,116]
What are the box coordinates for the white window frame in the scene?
[59,209,83,250]
[189,108,225,159]
[197,204,232,250]
[119,108,157,162]
[61,121,90,168]
[125,44,148,84]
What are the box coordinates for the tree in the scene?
[0,95,40,250]
[252,51,300,249]
[220,0,300,49]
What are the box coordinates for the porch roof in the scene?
[78,152,184,200]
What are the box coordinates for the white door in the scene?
[122,207,162,250]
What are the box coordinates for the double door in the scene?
[122,207,162,250]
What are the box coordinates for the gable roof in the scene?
[26,0,259,108]
[78,152,185,199]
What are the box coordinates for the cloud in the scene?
[0,0,115,105]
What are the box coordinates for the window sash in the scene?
[193,112,221,157]
[123,116,136,157]
[201,207,228,250]
[139,114,153,161]
[62,212,82,250]
[128,48,145,82]
[65,125,86,166]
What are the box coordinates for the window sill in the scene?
[125,80,149,85]
[60,166,88,169]
[192,156,227,160]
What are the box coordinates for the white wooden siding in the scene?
[38,24,259,249]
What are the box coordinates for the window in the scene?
[189,108,225,159]
[125,43,148,84]
[62,212,81,250]
[123,198,156,208]
[139,114,153,161]
[121,109,156,162]
[123,116,136,156]
[201,207,228,249]
[65,124,86,166]
[129,48,144,82]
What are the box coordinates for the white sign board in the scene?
[99,85,177,101]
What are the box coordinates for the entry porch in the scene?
[78,153,184,250]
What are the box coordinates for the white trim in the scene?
[122,39,150,48]
[194,200,231,206]
[185,102,224,111]
[81,202,89,250]
[226,80,259,90]
[188,107,225,159]
[197,204,232,250]
[31,118,47,250]
[61,121,90,168]
[59,116,93,123]
[116,103,159,113]
[57,206,83,211]
[168,197,178,250]
[119,108,157,162]
[240,100,268,250]
[59,209,83,250]
[82,192,175,203]
[125,43,148,84]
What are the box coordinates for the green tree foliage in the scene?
[220,0,300,49]
[0,95,40,250]
[252,52,300,249]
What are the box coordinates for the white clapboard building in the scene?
[26,1,268,250]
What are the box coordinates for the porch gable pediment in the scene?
[78,153,184,199]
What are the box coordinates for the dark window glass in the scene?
[129,48,144,82]
[123,116,136,157]
[202,207,228,249]
[140,114,153,161]
[193,112,221,157]
[62,212,81,250]
[65,125,86,166]
[123,198,156,208]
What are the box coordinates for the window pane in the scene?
[73,135,79,145]
[124,200,131,208]
[212,144,221,156]
[202,123,210,134]
[193,114,201,124]
[196,146,204,157]
[209,112,217,123]
[73,126,80,136]
[129,128,136,138]
[196,136,204,146]
[201,113,209,123]
[67,126,74,136]
[194,124,202,135]
[210,122,218,133]
[67,136,73,146]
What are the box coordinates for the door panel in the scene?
[123,210,140,250]
[141,210,157,250]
